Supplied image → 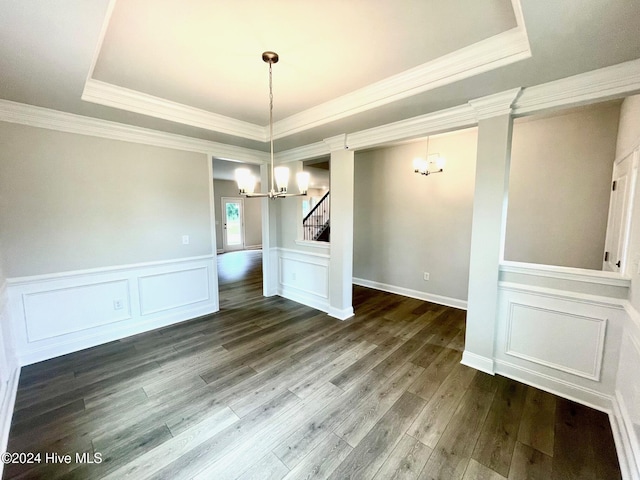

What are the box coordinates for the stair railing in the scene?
[303,191,330,241]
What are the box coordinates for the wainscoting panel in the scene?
[276,248,330,313]
[615,303,640,479]
[494,281,626,411]
[24,280,131,342]
[6,256,218,365]
[138,267,209,316]
[505,302,606,380]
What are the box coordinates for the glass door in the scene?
[222,197,244,252]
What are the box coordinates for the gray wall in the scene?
[213,179,262,250]
[504,102,620,270]
[354,129,478,302]
[0,122,212,277]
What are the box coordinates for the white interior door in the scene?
[603,151,636,272]
[222,197,245,252]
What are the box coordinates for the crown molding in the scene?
[323,134,349,152]
[83,0,530,143]
[82,79,267,142]
[272,26,530,140]
[0,99,268,164]
[468,88,522,120]
[276,142,329,164]
[348,104,478,151]
[513,58,640,116]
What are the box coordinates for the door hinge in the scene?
[612,181,617,191]
[604,251,609,262]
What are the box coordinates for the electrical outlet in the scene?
[292,272,297,281]
[113,299,123,310]
[423,272,430,281]
[182,235,190,245]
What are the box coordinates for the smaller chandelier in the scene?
[236,51,309,198]
[413,137,445,176]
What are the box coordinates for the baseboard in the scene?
[461,350,495,375]
[244,245,262,251]
[352,277,467,310]
[278,286,330,316]
[328,306,355,321]
[0,367,20,478]
[611,391,640,480]
[494,358,613,413]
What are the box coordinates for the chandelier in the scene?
[413,136,445,176]
[235,52,309,198]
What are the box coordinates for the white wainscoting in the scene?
[0,281,19,477]
[493,282,625,412]
[6,255,219,366]
[614,302,640,479]
[276,248,330,313]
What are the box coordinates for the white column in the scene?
[462,89,520,374]
[327,140,355,320]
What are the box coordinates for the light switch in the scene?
[182,235,190,245]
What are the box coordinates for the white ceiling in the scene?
[0,0,639,153]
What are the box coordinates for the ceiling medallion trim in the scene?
[81,0,531,143]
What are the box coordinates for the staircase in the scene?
[303,191,330,242]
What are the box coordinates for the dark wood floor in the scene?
[4,250,621,479]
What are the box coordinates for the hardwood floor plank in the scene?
[472,376,527,477]
[418,373,498,480]
[192,383,344,480]
[101,407,239,480]
[237,453,289,480]
[407,346,461,402]
[462,459,506,480]
[152,390,301,480]
[371,434,433,480]
[329,335,405,390]
[327,392,426,480]
[408,362,477,447]
[508,441,552,480]
[516,387,556,457]
[272,370,384,469]
[334,361,424,447]
[281,433,351,480]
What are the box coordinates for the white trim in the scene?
[275,248,331,315]
[504,301,607,381]
[461,351,495,375]
[612,391,640,480]
[6,255,216,285]
[494,358,613,413]
[0,99,268,163]
[328,306,355,321]
[514,58,640,117]
[468,88,522,120]
[271,27,529,140]
[294,239,330,251]
[82,4,530,142]
[244,244,263,251]
[0,367,20,478]
[499,281,626,309]
[352,277,467,310]
[499,260,632,287]
[7,257,218,365]
[82,79,266,141]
